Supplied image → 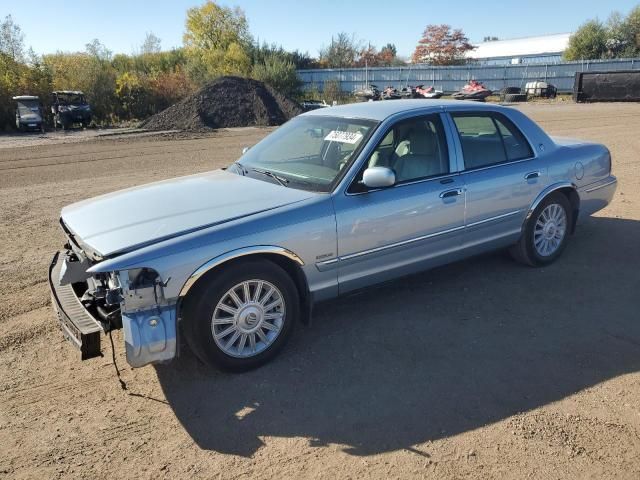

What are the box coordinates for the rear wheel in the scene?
[183,259,298,371]
[510,193,572,266]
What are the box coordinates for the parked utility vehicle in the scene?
[51,91,92,129]
[13,96,45,132]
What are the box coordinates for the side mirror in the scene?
[362,166,396,188]
[242,146,251,155]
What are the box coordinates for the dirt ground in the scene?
[0,103,639,480]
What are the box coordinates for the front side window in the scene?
[237,115,378,192]
[351,114,449,192]
[452,112,533,170]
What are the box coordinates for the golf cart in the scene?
[13,96,45,132]
[51,91,92,129]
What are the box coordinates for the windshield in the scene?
[57,93,85,105]
[16,101,40,115]
[237,115,378,192]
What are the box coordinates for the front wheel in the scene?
[183,260,299,371]
[510,192,572,266]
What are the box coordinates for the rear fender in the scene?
[524,182,579,233]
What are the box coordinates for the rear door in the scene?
[448,111,546,248]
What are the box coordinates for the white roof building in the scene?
[466,33,572,64]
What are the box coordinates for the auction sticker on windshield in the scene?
[324,130,363,144]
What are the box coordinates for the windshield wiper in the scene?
[250,168,289,187]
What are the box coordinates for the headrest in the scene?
[369,151,382,167]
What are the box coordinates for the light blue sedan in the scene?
[49,100,617,371]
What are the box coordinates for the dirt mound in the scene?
[141,76,302,131]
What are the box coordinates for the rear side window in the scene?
[452,113,533,169]
[494,117,533,161]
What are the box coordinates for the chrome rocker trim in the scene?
[317,210,522,268]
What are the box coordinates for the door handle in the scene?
[524,171,541,180]
[439,188,463,199]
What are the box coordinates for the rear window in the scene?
[452,112,533,169]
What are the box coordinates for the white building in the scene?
[466,33,572,65]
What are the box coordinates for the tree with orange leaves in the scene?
[412,24,474,65]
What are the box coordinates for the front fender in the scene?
[177,245,304,299]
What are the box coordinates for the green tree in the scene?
[318,33,361,68]
[141,32,162,55]
[564,20,608,60]
[614,6,640,57]
[183,1,252,82]
[0,15,24,62]
[252,55,301,96]
[115,71,151,119]
[249,41,316,70]
[184,1,250,51]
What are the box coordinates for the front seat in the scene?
[393,129,440,182]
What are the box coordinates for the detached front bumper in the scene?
[49,251,178,367]
[49,251,104,359]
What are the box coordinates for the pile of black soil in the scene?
[141,76,303,131]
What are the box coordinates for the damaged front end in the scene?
[49,228,177,367]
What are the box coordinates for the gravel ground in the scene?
[0,103,639,480]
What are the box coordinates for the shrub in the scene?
[252,55,301,97]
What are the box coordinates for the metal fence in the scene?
[298,58,640,94]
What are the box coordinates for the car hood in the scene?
[61,169,316,257]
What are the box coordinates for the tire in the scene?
[182,259,299,371]
[500,87,521,101]
[510,192,572,267]
[504,93,527,103]
[501,87,521,95]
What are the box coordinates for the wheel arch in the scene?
[177,246,312,324]
[526,182,580,234]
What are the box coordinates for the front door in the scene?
[331,113,466,293]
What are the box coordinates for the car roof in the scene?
[13,95,40,101]
[302,99,504,121]
[52,90,84,95]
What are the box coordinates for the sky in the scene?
[3,0,639,58]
